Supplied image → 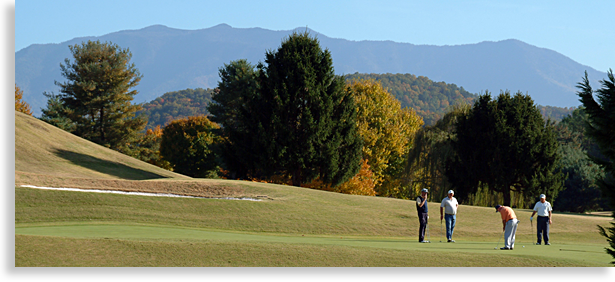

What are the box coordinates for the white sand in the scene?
[20,185,262,201]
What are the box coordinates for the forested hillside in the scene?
[140,88,213,130]
[139,75,574,128]
[345,73,476,125]
[142,74,471,127]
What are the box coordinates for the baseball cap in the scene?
[495,205,502,212]
[421,188,429,193]
[448,190,454,195]
[540,194,546,199]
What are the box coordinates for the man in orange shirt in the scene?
[495,205,519,250]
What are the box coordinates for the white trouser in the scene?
[504,218,519,248]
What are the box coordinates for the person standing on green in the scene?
[530,194,553,245]
[440,190,459,242]
[416,188,429,243]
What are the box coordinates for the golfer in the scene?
[495,205,518,250]
[530,194,553,245]
[416,188,429,243]
[440,190,459,242]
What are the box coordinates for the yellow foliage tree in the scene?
[346,79,424,197]
[15,84,32,116]
[302,159,376,196]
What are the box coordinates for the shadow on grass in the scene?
[53,149,169,180]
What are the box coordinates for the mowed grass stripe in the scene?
[17,234,532,267]
[15,224,612,267]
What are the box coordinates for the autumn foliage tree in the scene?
[159,116,221,178]
[303,159,376,196]
[346,79,423,198]
[15,84,32,116]
[123,125,171,170]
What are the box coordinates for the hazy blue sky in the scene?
[13,0,614,72]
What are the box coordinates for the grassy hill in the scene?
[15,111,190,182]
[14,111,615,267]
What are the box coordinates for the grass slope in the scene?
[14,111,615,267]
[15,111,190,180]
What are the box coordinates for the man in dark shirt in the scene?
[416,188,430,243]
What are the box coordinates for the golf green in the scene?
[15,223,612,266]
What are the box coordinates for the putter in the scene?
[440,220,443,243]
[426,222,431,243]
[495,230,504,250]
[531,219,534,245]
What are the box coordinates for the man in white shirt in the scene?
[440,190,459,242]
[530,194,553,245]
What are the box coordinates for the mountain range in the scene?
[16,23,607,117]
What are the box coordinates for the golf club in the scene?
[426,222,431,243]
[517,219,524,248]
[495,230,504,250]
[531,218,534,245]
[440,219,443,243]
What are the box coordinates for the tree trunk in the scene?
[502,188,511,207]
[292,168,302,187]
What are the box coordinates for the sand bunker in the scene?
[20,185,262,201]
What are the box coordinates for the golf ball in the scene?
[523,246,525,248]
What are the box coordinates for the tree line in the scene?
[17,35,615,262]
[18,36,613,213]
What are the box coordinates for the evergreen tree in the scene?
[553,107,607,213]
[256,31,362,187]
[55,40,146,151]
[207,59,260,179]
[577,70,615,264]
[447,91,564,207]
[40,91,76,132]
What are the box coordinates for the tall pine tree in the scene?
[55,40,146,151]
[577,70,615,264]
[255,31,362,187]
[208,59,260,179]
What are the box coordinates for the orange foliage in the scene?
[146,125,163,137]
[15,84,32,116]
[243,160,376,197]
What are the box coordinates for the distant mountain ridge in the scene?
[16,24,606,116]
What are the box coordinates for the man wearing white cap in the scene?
[530,194,553,245]
[440,190,459,242]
